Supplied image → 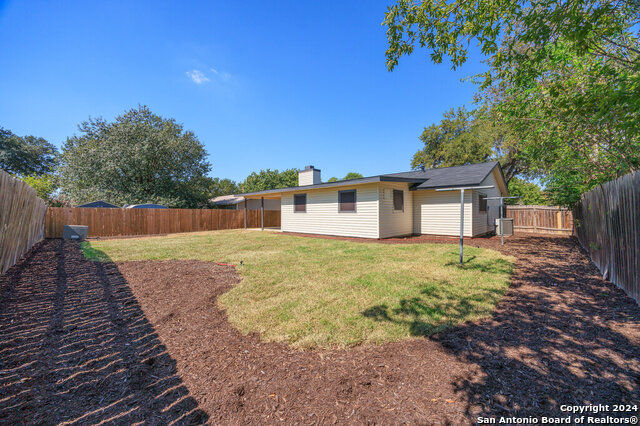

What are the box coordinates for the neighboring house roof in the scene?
[125,204,168,209]
[239,161,505,197]
[76,200,120,208]
[211,195,245,206]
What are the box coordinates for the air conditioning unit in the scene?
[495,218,514,236]
[63,225,89,240]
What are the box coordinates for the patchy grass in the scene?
[82,230,514,349]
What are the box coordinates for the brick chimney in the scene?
[298,165,321,186]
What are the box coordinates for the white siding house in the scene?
[281,183,380,238]
[239,162,509,239]
[378,182,413,238]
[472,167,507,236]
[413,189,474,236]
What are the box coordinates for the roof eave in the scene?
[412,182,488,191]
[239,175,428,197]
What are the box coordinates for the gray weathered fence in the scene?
[573,171,639,304]
[0,169,48,275]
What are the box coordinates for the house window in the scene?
[479,193,487,212]
[393,189,404,212]
[294,194,307,212]
[338,190,356,212]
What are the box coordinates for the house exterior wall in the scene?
[378,182,414,238]
[412,189,474,237]
[237,199,281,211]
[281,183,380,238]
[471,168,505,236]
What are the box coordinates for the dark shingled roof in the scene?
[76,200,120,208]
[391,161,501,190]
[239,161,503,197]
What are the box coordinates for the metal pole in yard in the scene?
[499,198,504,246]
[437,185,495,264]
[261,197,264,231]
[459,189,464,264]
[244,199,247,230]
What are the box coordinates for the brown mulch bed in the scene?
[1,235,639,424]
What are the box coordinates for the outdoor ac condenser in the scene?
[495,218,514,236]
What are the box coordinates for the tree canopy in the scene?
[241,168,298,192]
[411,107,526,183]
[58,106,212,208]
[0,127,58,176]
[386,0,639,205]
[208,178,240,198]
[507,178,547,205]
[20,174,64,206]
[383,0,639,84]
[328,172,364,182]
[343,172,364,180]
[480,40,639,205]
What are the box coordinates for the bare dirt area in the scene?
[1,235,639,424]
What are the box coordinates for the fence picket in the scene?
[0,170,48,275]
[44,207,282,238]
[573,171,639,304]
[505,205,573,235]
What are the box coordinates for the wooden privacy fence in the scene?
[573,172,639,304]
[45,207,281,238]
[506,205,573,235]
[0,169,48,275]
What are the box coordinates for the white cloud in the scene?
[186,70,209,84]
[210,68,232,81]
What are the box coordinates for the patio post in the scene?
[261,197,264,231]
[244,199,247,230]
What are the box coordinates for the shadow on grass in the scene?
[80,241,113,262]
[362,277,506,337]
[445,257,513,274]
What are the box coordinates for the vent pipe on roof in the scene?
[298,165,322,186]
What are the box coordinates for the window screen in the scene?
[294,194,307,212]
[393,189,404,211]
[338,190,356,212]
[479,194,487,212]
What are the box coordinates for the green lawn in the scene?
[82,230,514,349]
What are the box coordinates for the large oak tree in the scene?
[58,106,212,208]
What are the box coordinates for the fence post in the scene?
[533,206,537,233]
[557,209,562,234]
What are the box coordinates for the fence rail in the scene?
[45,207,281,238]
[573,172,639,304]
[506,205,573,235]
[0,169,48,274]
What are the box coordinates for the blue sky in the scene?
[0,0,487,182]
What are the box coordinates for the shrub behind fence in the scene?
[0,169,48,275]
[573,171,639,304]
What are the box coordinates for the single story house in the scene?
[211,195,281,211]
[238,162,508,239]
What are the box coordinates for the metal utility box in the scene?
[495,218,514,236]
[63,225,89,240]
